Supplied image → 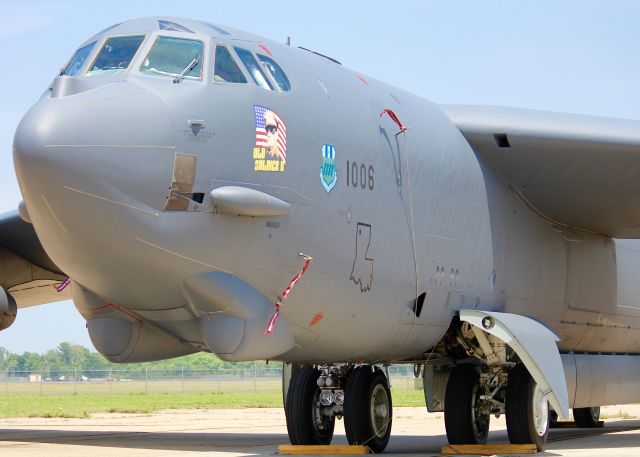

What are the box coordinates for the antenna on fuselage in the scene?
[286,36,291,46]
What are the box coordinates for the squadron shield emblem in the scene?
[320,144,337,192]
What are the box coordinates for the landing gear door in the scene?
[460,310,569,420]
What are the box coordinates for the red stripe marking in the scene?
[258,44,273,56]
[91,303,142,322]
[309,312,324,327]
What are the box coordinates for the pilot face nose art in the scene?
[253,105,287,172]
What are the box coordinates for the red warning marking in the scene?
[380,108,408,133]
[265,304,281,334]
[258,43,273,56]
[356,74,368,85]
[309,312,324,327]
[265,253,313,334]
[54,276,70,292]
[91,303,141,322]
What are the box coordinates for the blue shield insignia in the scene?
[320,144,337,192]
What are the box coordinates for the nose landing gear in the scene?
[284,364,393,453]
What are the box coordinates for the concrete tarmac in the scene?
[0,406,639,456]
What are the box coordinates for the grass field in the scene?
[0,389,426,418]
[0,378,284,396]
[0,375,421,396]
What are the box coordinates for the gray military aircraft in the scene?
[4,16,640,453]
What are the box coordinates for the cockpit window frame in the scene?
[85,34,147,77]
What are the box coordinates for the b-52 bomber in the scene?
[5,16,640,453]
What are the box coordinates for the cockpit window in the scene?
[234,47,273,90]
[158,20,194,33]
[214,46,247,83]
[87,35,145,76]
[62,41,96,76]
[140,36,203,80]
[257,54,291,91]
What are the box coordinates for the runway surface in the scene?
[0,406,639,456]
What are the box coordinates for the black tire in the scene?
[285,366,335,445]
[282,364,302,409]
[344,366,392,453]
[573,407,601,428]
[506,364,549,451]
[444,364,490,444]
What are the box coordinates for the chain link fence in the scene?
[0,364,422,396]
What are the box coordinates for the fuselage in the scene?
[13,17,640,363]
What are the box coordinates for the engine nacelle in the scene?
[86,314,194,363]
[0,287,17,331]
[73,283,195,363]
[183,271,294,362]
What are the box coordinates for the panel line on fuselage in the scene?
[41,194,68,234]
[136,237,232,273]
[64,186,160,217]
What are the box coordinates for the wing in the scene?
[0,210,69,308]
[443,105,640,238]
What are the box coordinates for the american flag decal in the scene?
[254,105,287,162]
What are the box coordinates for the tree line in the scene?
[0,343,272,378]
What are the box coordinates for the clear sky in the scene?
[1,0,639,353]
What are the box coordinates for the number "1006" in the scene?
[346,161,374,190]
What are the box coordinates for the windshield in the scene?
[234,47,273,90]
[257,54,290,91]
[140,36,203,80]
[87,35,145,76]
[62,41,96,76]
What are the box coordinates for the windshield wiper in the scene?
[173,57,199,83]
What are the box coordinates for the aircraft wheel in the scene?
[285,366,335,445]
[573,406,601,428]
[344,366,392,453]
[444,364,490,444]
[506,364,549,451]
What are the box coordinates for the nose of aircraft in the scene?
[13,81,176,225]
